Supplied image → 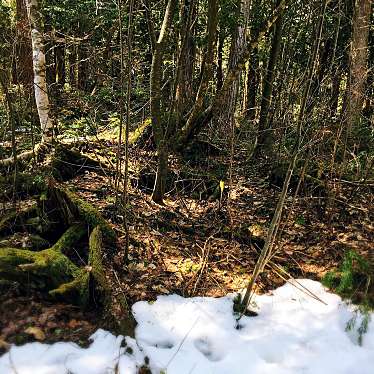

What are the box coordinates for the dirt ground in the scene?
[1,140,373,348]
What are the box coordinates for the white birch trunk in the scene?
[26,0,53,142]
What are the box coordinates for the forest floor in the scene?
[0,135,373,350]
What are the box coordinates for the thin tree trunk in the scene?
[216,30,224,91]
[55,38,66,92]
[13,0,33,87]
[150,0,178,203]
[219,0,251,130]
[68,45,76,88]
[175,0,197,118]
[330,69,341,116]
[243,47,258,121]
[26,0,54,142]
[78,43,88,91]
[346,0,371,137]
[256,0,284,153]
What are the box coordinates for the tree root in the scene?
[88,225,136,337]
[0,145,135,336]
[0,224,86,292]
[49,184,116,241]
[0,143,46,167]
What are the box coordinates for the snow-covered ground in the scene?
[1,279,373,374]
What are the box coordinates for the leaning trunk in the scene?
[13,0,33,87]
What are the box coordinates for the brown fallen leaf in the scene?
[24,327,46,341]
[0,338,11,353]
[67,319,80,329]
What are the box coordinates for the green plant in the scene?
[345,303,371,346]
[323,249,372,345]
[295,215,306,226]
[323,250,370,296]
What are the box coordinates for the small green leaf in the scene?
[219,180,225,193]
[40,192,48,201]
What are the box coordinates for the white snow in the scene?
[1,279,373,374]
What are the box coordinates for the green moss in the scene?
[88,225,109,293]
[128,118,151,145]
[0,246,77,288]
[51,223,87,254]
[58,187,115,242]
[0,225,90,303]
[49,269,90,306]
[88,225,136,336]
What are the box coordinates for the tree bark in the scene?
[78,43,88,91]
[176,0,219,145]
[219,0,251,130]
[13,0,33,87]
[244,47,258,121]
[26,0,54,142]
[216,30,224,91]
[256,0,284,153]
[150,0,178,203]
[68,45,77,88]
[175,0,197,118]
[55,38,66,91]
[346,0,371,135]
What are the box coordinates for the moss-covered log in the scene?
[0,246,79,291]
[0,233,50,250]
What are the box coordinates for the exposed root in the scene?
[88,225,136,337]
[0,144,135,336]
[0,142,47,167]
[49,184,116,241]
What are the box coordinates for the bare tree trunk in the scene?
[55,36,66,92]
[175,0,197,118]
[218,0,250,130]
[26,0,54,142]
[216,30,224,91]
[243,47,258,121]
[150,0,178,203]
[13,0,33,87]
[68,45,77,88]
[330,69,341,116]
[256,0,284,153]
[346,0,371,137]
[78,43,88,91]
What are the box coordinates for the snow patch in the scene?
[1,279,373,374]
